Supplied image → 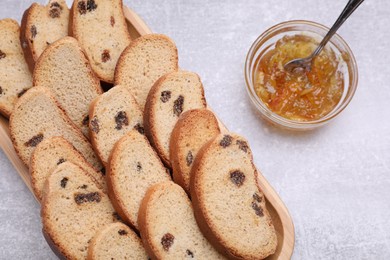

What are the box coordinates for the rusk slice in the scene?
[190,133,277,260]
[115,34,178,110]
[138,182,225,260]
[33,36,102,136]
[9,86,102,171]
[89,85,144,166]
[70,0,131,83]
[107,130,171,230]
[144,70,207,167]
[20,0,69,71]
[170,109,220,194]
[41,161,116,260]
[30,136,106,202]
[0,19,32,118]
[87,222,148,260]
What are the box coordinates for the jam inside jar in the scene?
[254,34,344,121]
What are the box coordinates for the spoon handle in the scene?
[312,0,365,57]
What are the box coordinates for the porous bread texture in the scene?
[33,36,102,137]
[138,181,225,260]
[115,34,179,110]
[41,161,116,260]
[89,85,143,166]
[107,130,171,230]
[70,0,131,83]
[144,70,207,168]
[9,86,102,171]
[87,222,148,260]
[0,19,32,118]
[170,108,220,194]
[190,133,278,260]
[20,0,69,71]
[30,136,106,202]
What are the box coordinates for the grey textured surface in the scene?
[1,0,390,259]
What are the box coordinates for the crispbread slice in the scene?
[70,0,131,83]
[9,86,102,171]
[89,85,144,166]
[138,182,225,260]
[144,70,207,167]
[87,222,148,260]
[20,0,69,71]
[190,133,278,259]
[33,36,102,137]
[41,161,116,260]
[30,136,106,202]
[0,19,32,118]
[107,130,171,230]
[170,109,220,194]
[115,34,179,110]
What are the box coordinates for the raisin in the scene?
[186,151,193,166]
[49,2,63,18]
[82,115,89,126]
[31,25,37,39]
[17,89,28,98]
[136,162,142,171]
[134,123,145,134]
[112,212,122,221]
[90,116,100,133]
[74,192,101,204]
[160,91,171,103]
[78,184,88,189]
[230,170,245,187]
[118,229,128,236]
[87,0,97,12]
[173,95,184,116]
[100,167,106,176]
[57,158,66,165]
[50,2,62,8]
[101,49,111,63]
[60,177,68,188]
[0,50,6,59]
[220,135,232,148]
[236,140,249,153]
[186,249,194,258]
[77,1,87,15]
[161,233,174,251]
[110,16,115,26]
[25,133,44,147]
[251,201,264,217]
[115,111,129,130]
[0,86,3,95]
[253,193,262,203]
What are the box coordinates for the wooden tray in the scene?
[0,6,295,260]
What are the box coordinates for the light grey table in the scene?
[1,0,389,259]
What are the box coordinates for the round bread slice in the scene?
[114,34,178,110]
[41,161,117,260]
[144,70,207,167]
[87,222,148,260]
[33,36,102,137]
[190,133,278,260]
[70,0,131,83]
[107,129,171,230]
[30,136,106,202]
[9,86,102,171]
[170,109,220,194]
[89,85,144,166]
[138,181,225,260]
[0,19,32,118]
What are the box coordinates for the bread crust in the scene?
[20,5,36,72]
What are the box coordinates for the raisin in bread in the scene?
[89,85,143,166]
[20,0,69,71]
[0,19,32,118]
[33,36,102,137]
[30,136,106,201]
[87,222,148,260]
[138,181,225,259]
[70,0,131,83]
[170,109,220,194]
[115,34,178,110]
[144,70,207,167]
[9,86,102,171]
[41,161,117,260]
[107,130,171,230]
[190,133,278,259]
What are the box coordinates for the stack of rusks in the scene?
[0,0,278,259]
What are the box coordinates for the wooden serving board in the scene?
[0,6,295,260]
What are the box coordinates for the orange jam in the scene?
[254,35,344,121]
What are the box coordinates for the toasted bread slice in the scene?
[190,133,278,259]
[70,0,131,83]
[33,36,102,136]
[144,70,207,167]
[89,85,143,166]
[9,86,102,171]
[0,19,32,118]
[115,34,178,110]
[138,182,225,259]
[87,222,148,260]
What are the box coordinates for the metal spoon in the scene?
[284,0,364,73]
